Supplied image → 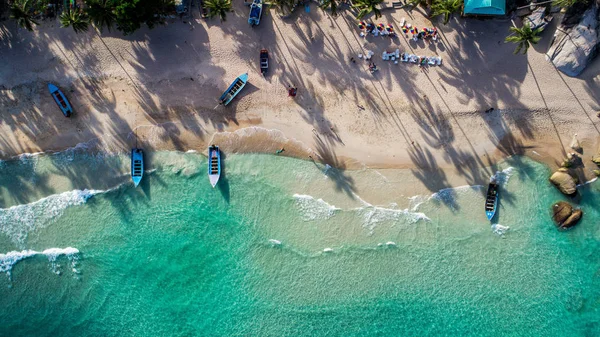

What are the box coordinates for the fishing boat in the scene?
[131,148,144,187]
[485,179,499,221]
[260,49,269,76]
[48,83,73,117]
[248,0,263,26]
[208,145,221,188]
[219,73,248,106]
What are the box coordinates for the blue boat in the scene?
[219,73,248,106]
[131,148,144,187]
[48,83,73,117]
[208,145,221,188]
[248,0,263,26]
[485,181,499,221]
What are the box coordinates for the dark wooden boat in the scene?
[260,49,269,75]
[485,181,499,221]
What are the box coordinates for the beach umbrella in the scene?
[386,24,393,32]
[358,21,366,29]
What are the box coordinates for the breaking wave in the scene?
[293,194,340,221]
[0,189,102,246]
[0,247,80,278]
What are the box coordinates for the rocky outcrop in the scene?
[552,201,583,229]
[546,1,600,77]
[525,7,550,31]
[550,169,578,196]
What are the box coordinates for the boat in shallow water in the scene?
[485,179,499,221]
[131,148,144,187]
[248,0,263,26]
[208,145,221,188]
[48,83,73,117]
[219,73,248,106]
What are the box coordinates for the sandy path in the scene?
[1,3,599,193]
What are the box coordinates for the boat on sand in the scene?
[48,83,73,117]
[260,49,269,75]
[219,73,248,106]
[248,0,263,26]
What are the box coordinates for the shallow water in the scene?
[0,150,599,336]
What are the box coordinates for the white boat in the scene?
[208,145,221,188]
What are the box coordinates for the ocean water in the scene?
[0,149,599,336]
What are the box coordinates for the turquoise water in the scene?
[0,150,599,336]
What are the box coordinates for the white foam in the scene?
[491,224,510,236]
[385,241,397,246]
[268,239,282,245]
[491,167,515,186]
[323,248,334,253]
[531,151,541,156]
[352,192,430,234]
[0,189,102,246]
[577,176,598,187]
[185,150,198,154]
[0,247,80,277]
[293,194,339,221]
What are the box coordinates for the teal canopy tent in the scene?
[463,0,506,15]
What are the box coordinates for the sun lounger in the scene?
[395,49,400,58]
[401,53,409,62]
[428,57,436,65]
[400,18,405,27]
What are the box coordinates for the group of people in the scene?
[358,22,397,38]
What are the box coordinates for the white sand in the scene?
[1,4,599,191]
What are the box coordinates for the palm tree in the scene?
[266,0,296,16]
[553,0,586,8]
[204,0,232,22]
[505,23,543,54]
[9,0,38,31]
[353,0,383,19]
[320,0,338,16]
[86,0,116,32]
[430,0,462,25]
[60,9,89,34]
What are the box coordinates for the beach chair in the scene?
[427,57,436,66]
[400,18,406,27]
[395,49,400,58]
[401,53,409,62]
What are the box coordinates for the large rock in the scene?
[546,1,600,77]
[550,170,578,195]
[552,201,583,229]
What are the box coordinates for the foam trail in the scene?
[293,194,339,221]
[0,189,102,246]
[491,224,510,236]
[491,167,515,186]
[0,247,80,278]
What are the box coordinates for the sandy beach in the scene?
[1,3,599,193]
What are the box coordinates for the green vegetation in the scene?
[319,0,338,16]
[552,0,587,8]
[203,0,232,21]
[9,0,39,31]
[60,9,89,33]
[353,0,384,19]
[113,0,175,35]
[505,23,542,54]
[265,0,295,16]
[86,0,116,32]
[430,0,462,25]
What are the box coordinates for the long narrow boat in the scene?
[219,73,248,106]
[260,49,269,76]
[208,145,221,188]
[48,83,73,117]
[131,148,144,187]
[248,0,263,26]
[485,180,499,221]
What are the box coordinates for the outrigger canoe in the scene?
[219,73,248,106]
[485,179,499,221]
[260,49,269,76]
[248,0,263,26]
[131,148,144,187]
[48,83,73,117]
[208,145,221,188]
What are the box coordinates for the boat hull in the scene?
[48,83,73,117]
[260,49,269,75]
[485,183,498,221]
[219,73,248,106]
[208,146,221,188]
[131,148,144,187]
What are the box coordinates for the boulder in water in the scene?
[552,201,583,229]
[550,170,578,196]
[546,1,599,77]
